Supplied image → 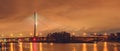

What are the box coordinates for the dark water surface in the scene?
[1,42,120,51]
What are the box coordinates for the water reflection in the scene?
[103,42,108,51]
[2,43,4,51]
[82,43,87,51]
[1,42,120,51]
[72,47,76,51]
[30,43,33,51]
[33,43,37,51]
[39,43,43,51]
[10,43,13,51]
[19,42,23,51]
[93,43,97,51]
[114,44,118,51]
[50,43,53,46]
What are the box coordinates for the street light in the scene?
[30,33,33,36]
[72,32,75,36]
[94,33,97,36]
[83,32,87,36]
[1,35,4,37]
[10,33,14,37]
[19,33,23,37]
[104,33,107,36]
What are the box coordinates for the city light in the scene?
[82,43,87,51]
[1,35,4,37]
[10,33,14,37]
[19,42,23,51]
[39,33,42,36]
[39,43,43,51]
[19,33,23,36]
[33,38,36,41]
[50,43,53,46]
[0,0,120,51]
[72,32,75,36]
[30,33,33,36]
[10,43,13,51]
[72,47,76,51]
[93,43,97,51]
[83,33,87,36]
[103,42,108,51]
[94,33,97,36]
[30,43,33,51]
[104,33,107,36]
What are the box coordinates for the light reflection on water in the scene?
[30,43,33,51]
[19,42,23,51]
[93,43,97,51]
[114,44,118,51]
[1,42,120,51]
[82,43,87,51]
[103,42,108,51]
[33,43,37,51]
[39,43,43,51]
[10,43,13,51]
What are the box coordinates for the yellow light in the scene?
[83,33,87,36]
[72,47,76,51]
[40,43,43,51]
[20,33,23,36]
[93,43,97,51]
[94,33,97,36]
[10,43,14,51]
[72,32,75,35]
[36,33,38,36]
[50,43,53,46]
[30,33,33,36]
[1,35,4,37]
[19,42,23,51]
[104,33,107,36]
[39,33,42,36]
[10,33,14,37]
[103,42,108,51]
[82,43,87,51]
[30,43,33,51]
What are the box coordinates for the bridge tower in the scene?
[34,12,37,37]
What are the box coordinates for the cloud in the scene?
[0,0,120,34]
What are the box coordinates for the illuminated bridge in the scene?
[0,36,108,43]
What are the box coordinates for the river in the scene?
[1,42,120,51]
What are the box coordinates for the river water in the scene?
[1,42,120,51]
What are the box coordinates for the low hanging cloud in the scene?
[0,0,120,34]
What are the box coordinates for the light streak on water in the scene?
[72,47,76,51]
[114,44,118,51]
[0,42,120,51]
[93,43,97,51]
[10,43,13,51]
[19,42,23,51]
[33,43,37,51]
[39,43,43,51]
[30,43,33,51]
[2,43,4,51]
[103,42,108,51]
[82,43,87,51]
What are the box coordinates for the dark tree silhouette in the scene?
[47,31,71,42]
[116,33,120,41]
[108,33,116,41]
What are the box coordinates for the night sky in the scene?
[0,0,120,35]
